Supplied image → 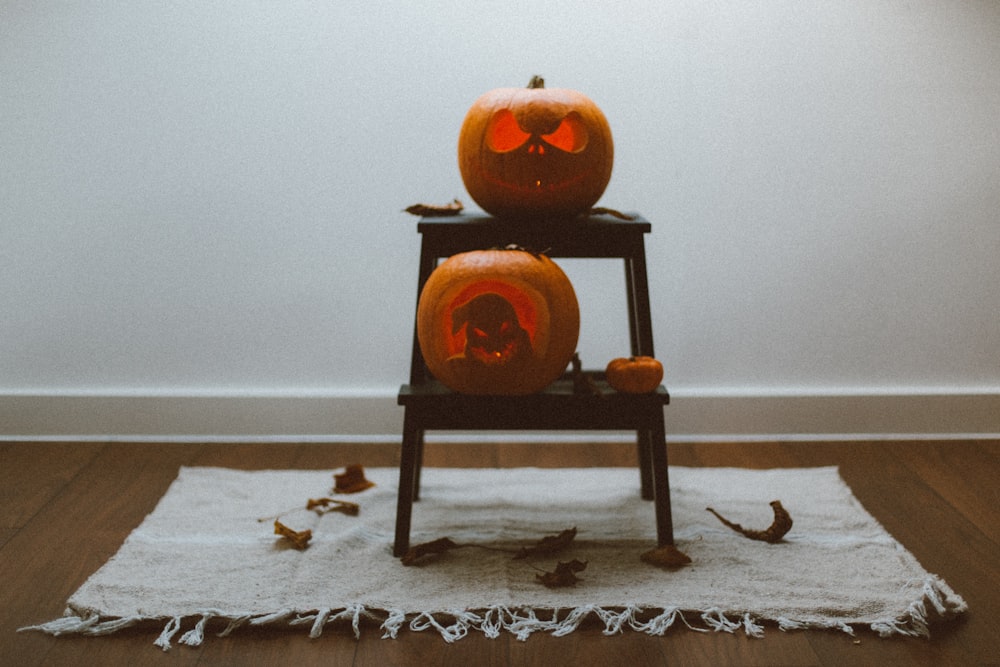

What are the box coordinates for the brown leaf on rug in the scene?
[706,500,793,543]
[400,537,462,566]
[536,559,588,588]
[513,527,578,559]
[404,199,464,217]
[640,543,692,569]
[333,464,375,494]
[306,497,360,516]
[273,520,312,550]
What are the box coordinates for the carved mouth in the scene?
[469,343,521,365]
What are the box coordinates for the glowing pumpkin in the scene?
[458,76,614,220]
[417,247,580,394]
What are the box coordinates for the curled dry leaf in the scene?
[274,520,312,550]
[306,497,360,516]
[706,500,793,543]
[333,464,375,494]
[404,199,464,217]
[536,559,588,588]
[570,353,603,397]
[640,543,692,569]
[513,527,577,559]
[400,537,461,566]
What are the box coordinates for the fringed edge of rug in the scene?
[18,575,967,650]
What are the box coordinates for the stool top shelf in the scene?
[415,211,650,258]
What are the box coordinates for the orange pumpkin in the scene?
[605,356,664,394]
[458,76,614,220]
[417,247,580,394]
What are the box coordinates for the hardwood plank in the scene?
[353,626,509,667]
[509,626,667,667]
[0,442,102,533]
[790,442,995,667]
[1,443,201,667]
[892,440,1000,543]
[192,623,360,667]
[657,627,823,667]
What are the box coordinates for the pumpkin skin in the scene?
[458,76,614,220]
[605,356,664,394]
[417,248,580,394]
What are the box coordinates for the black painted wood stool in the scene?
[393,212,674,557]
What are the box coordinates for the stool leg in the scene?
[637,429,654,500]
[649,416,675,546]
[413,428,425,502]
[394,413,420,557]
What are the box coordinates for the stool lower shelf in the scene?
[393,376,675,556]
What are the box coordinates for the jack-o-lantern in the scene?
[458,76,614,220]
[417,247,580,394]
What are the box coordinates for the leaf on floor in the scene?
[706,500,793,543]
[333,464,376,494]
[400,537,462,566]
[513,527,577,559]
[273,520,312,550]
[536,559,588,588]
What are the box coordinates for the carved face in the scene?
[416,248,580,395]
[451,292,533,366]
[458,77,614,220]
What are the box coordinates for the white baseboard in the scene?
[2,388,998,442]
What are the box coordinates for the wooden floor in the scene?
[1,439,997,666]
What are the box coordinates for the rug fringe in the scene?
[18,575,968,648]
[870,575,968,639]
[153,616,182,651]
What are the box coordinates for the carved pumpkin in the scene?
[458,76,614,220]
[605,356,664,394]
[417,247,580,394]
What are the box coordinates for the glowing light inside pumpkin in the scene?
[486,110,530,153]
[445,280,538,363]
[541,113,588,153]
[486,110,589,155]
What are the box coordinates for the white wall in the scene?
[2,1,998,440]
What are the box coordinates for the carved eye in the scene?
[486,110,531,152]
[486,110,590,154]
[541,113,589,153]
[472,327,488,340]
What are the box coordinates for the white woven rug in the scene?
[21,466,966,649]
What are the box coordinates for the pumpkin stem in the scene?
[528,75,545,89]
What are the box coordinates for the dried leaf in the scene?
[536,559,588,588]
[306,497,360,516]
[333,464,375,494]
[513,527,577,559]
[273,520,312,550]
[404,199,464,217]
[589,207,635,220]
[400,537,462,566]
[640,543,692,569]
[570,352,603,397]
[706,500,793,543]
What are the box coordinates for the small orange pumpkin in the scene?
[605,356,664,394]
[417,247,580,395]
[458,76,614,220]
